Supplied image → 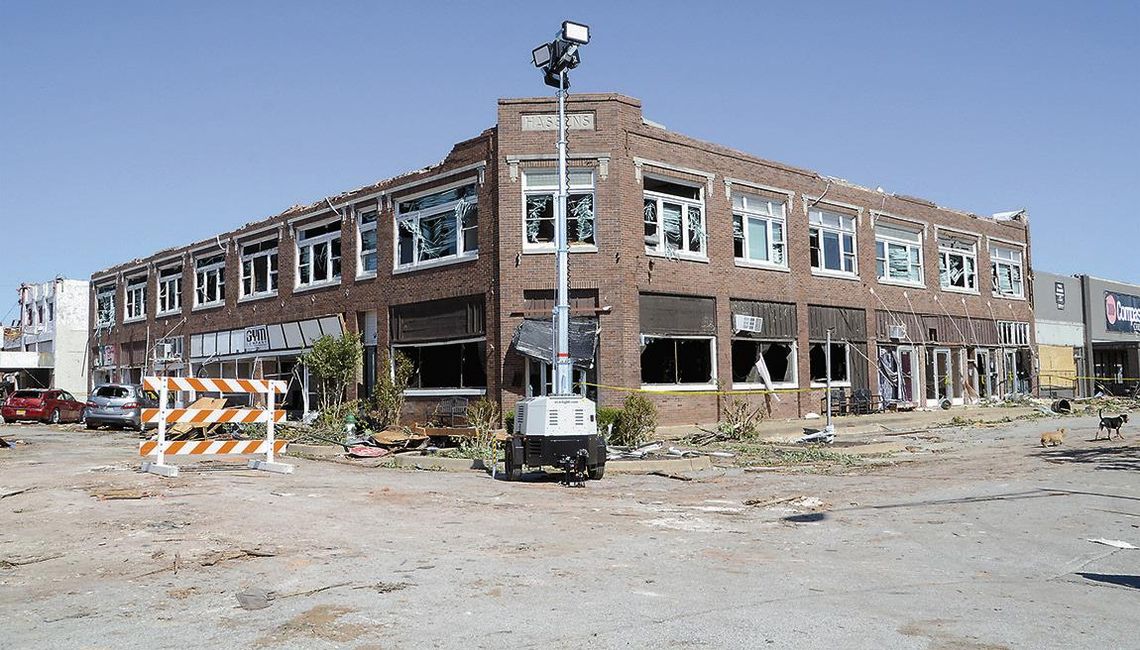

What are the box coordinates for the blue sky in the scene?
[2,1,1138,317]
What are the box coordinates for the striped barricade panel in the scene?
[141,408,286,425]
[142,377,287,394]
[138,439,288,457]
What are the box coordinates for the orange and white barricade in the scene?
[139,376,293,477]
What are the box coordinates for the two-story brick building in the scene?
[89,93,1035,424]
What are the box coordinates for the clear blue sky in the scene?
[2,1,1138,315]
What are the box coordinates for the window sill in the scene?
[734,259,789,273]
[355,271,378,282]
[238,292,279,304]
[123,316,146,324]
[393,253,478,275]
[293,280,342,294]
[192,303,225,313]
[403,388,487,397]
[639,383,717,392]
[810,381,852,389]
[731,382,799,391]
[810,269,860,282]
[156,310,182,318]
[877,278,925,289]
[644,250,709,264]
[523,245,599,254]
[941,286,980,296]
[992,293,1026,301]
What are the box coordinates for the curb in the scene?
[387,455,490,472]
[286,444,342,457]
[606,455,713,473]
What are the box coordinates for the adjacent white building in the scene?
[1,278,90,399]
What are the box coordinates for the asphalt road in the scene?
[1,416,1136,649]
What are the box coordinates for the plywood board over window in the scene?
[639,293,716,336]
[390,295,485,344]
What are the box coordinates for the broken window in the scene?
[96,284,115,327]
[643,177,705,258]
[874,224,923,285]
[297,221,341,287]
[396,182,478,270]
[990,245,1024,298]
[124,276,146,321]
[525,357,594,399]
[938,237,978,291]
[157,266,182,314]
[731,339,796,386]
[240,238,278,297]
[395,339,486,391]
[194,253,226,307]
[358,208,378,275]
[640,336,714,385]
[732,192,787,267]
[808,342,849,384]
[522,169,595,249]
[808,209,857,274]
[998,321,1030,346]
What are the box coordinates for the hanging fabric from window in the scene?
[878,348,899,403]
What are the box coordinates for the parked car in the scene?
[1,389,87,424]
[84,384,160,431]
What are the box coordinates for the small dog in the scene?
[1096,409,1128,441]
[1040,428,1066,447]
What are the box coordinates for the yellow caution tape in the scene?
[581,381,826,397]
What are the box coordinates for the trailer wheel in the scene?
[504,446,523,481]
[587,464,605,480]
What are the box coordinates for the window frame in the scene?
[989,244,1025,299]
[391,335,488,397]
[156,266,183,316]
[874,224,925,287]
[193,252,226,309]
[95,284,116,327]
[642,176,707,262]
[638,334,717,390]
[732,192,788,270]
[937,237,979,294]
[808,208,859,277]
[393,179,479,273]
[295,218,342,290]
[521,168,597,253]
[524,357,592,398]
[357,207,379,278]
[124,275,147,322]
[808,340,852,388]
[730,338,798,390]
[239,237,280,300]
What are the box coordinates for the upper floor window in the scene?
[643,177,705,259]
[25,304,34,327]
[124,276,147,321]
[241,239,278,297]
[522,169,595,250]
[938,237,978,292]
[732,192,786,267]
[875,224,923,286]
[296,221,341,287]
[157,266,182,315]
[990,245,1024,298]
[194,253,226,307]
[809,208,857,275]
[47,302,54,322]
[358,209,378,275]
[998,321,1030,346]
[396,182,478,270]
[95,284,115,327]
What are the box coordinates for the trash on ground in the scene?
[1086,538,1137,550]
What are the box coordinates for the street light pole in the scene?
[553,70,572,396]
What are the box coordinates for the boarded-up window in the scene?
[640,293,716,336]
[808,305,866,341]
[390,295,484,343]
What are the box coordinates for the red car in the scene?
[1,389,86,424]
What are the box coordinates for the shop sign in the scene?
[244,325,270,351]
[520,112,594,131]
[1105,291,1140,334]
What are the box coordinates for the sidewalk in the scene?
[656,404,1042,443]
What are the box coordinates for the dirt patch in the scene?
[899,619,1010,649]
[254,604,370,647]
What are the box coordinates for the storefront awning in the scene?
[512,317,598,368]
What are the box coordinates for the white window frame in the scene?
[808,340,852,388]
[194,253,226,308]
[156,266,182,315]
[937,238,979,294]
[639,335,717,390]
[732,192,787,269]
[643,177,707,261]
[240,237,279,299]
[394,179,479,273]
[524,357,591,397]
[124,276,147,322]
[730,338,798,390]
[998,321,1030,346]
[295,219,342,289]
[391,336,488,397]
[95,284,116,327]
[521,168,596,252]
[809,208,858,277]
[874,224,924,287]
[990,244,1025,299]
[357,208,379,277]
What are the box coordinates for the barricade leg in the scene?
[142,380,178,477]
[248,386,293,474]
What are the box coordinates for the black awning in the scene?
[512,317,598,368]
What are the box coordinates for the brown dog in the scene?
[1040,428,1066,447]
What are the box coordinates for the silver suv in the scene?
[85,384,158,431]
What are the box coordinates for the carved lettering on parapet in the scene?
[520,113,596,131]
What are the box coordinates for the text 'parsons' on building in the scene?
[88,93,1035,425]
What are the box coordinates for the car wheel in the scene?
[86,421,99,430]
[50,408,61,424]
[78,409,87,424]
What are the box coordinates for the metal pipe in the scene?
[552,70,572,395]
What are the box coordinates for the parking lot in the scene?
[1,416,1137,649]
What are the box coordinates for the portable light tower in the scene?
[504,21,606,484]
